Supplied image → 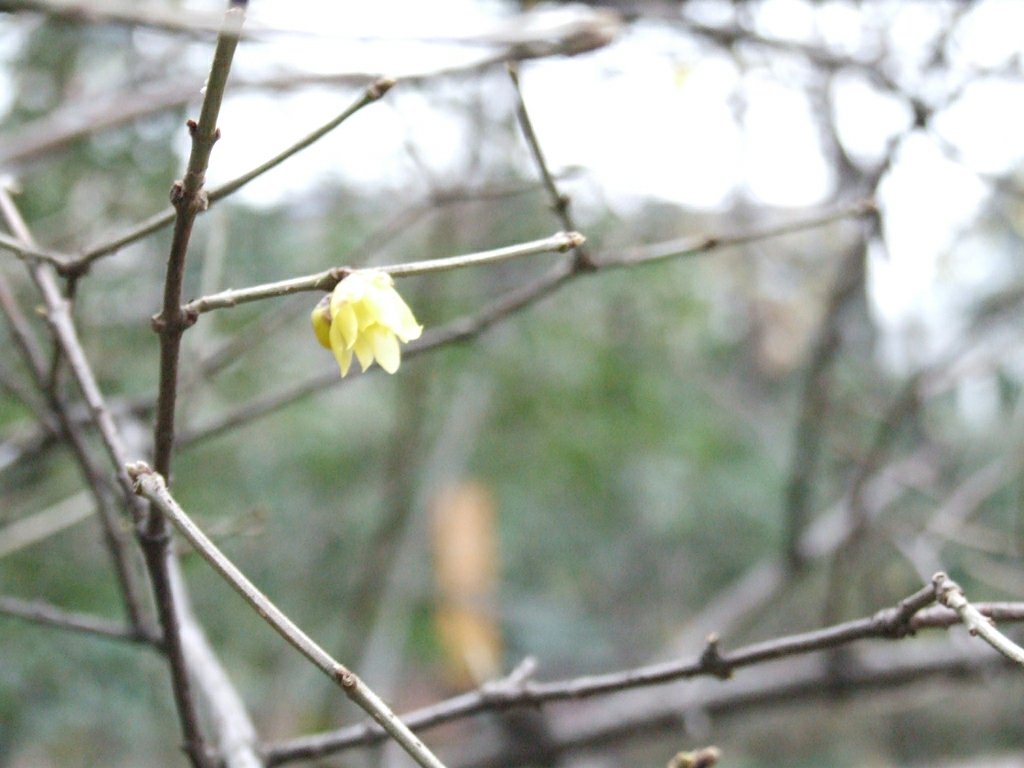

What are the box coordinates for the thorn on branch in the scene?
[151,309,199,334]
[699,634,732,680]
[369,77,397,99]
[321,267,353,290]
[482,657,539,703]
[335,667,358,690]
[169,180,186,206]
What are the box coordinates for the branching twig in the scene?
[128,463,450,768]
[180,231,584,316]
[70,77,396,271]
[263,580,1022,765]
[932,572,1024,666]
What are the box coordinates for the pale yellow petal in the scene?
[310,298,332,349]
[330,273,368,315]
[333,346,353,377]
[371,327,401,373]
[335,302,359,349]
[353,333,375,371]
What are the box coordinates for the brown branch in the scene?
[68,77,394,272]
[140,6,248,767]
[0,0,242,37]
[263,581,1019,765]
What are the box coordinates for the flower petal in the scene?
[371,327,401,373]
[310,298,332,349]
[335,302,359,349]
[353,333,375,371]
[333,346,353,377]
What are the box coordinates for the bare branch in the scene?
[933,572,1024,667]
[128,463,451,768]
[263,582,1021,765]
[508,62,593,270]
[0,595,157,644]
[181,231,584,316]
[72,77,396,270]
[0,188,152,632]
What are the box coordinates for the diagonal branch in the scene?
[129,463,450,768]
[933,572,1024,666]
[0,187,152,633]
[70,76,396,271]
[508,62,593,270]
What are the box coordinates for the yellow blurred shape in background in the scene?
[432,481,503,688]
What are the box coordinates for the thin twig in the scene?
[0,229,70,267]
[128,463,451,768]
[0,0,243,37]
[71,77,396,270]
[507,62,593,270]
[0,489,94,559]
[604,199,875,268]
[181,231,583,315]
[932,572,1024,666]
[0,595,158,644]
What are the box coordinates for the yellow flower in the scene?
[311,271,423,377]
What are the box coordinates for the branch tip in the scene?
[370,77,397,99]
[125,461,156,492]
[700,633,732,680]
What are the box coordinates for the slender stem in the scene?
[208,77,395,202]
[604,199,876,268]
[181,231,584,315]
[507,62,593,270]
[0,229,70,267]
[0,595,158,644]
[933,572,1024,666]
[73,77,395,270]
[129,464,451,768]
[151,3,243,480]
